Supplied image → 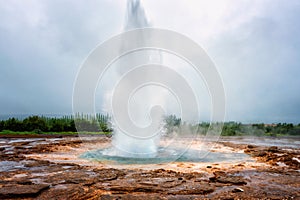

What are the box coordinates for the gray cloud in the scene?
[0,0,125,114]
[208,2,300,123]
[0,0,299,123]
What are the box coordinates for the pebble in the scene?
[232,187,244,193]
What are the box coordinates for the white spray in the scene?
[107,0,164,158]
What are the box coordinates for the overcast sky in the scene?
[0,0,300,123]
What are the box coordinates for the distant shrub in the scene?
[33,129,42,134]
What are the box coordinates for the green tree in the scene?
[222,122,242,136]
[4,118,23,131]
[23,116,47,132]
[0,120,4,131]
[164,115,181,134]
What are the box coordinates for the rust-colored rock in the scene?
[0,184,49,198]
[0,135,299,199]
[210,171,247,185]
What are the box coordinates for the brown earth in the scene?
[0,135,299,199]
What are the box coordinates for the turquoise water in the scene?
[80,147,249,164]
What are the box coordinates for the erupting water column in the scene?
[108,0,163,158]
[125,0,150,30]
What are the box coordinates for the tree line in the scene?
[0,114,111,133]
[164,115,300,136]
[1,114,299,136]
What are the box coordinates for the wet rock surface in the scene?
[0,184,49,198]
[209,171,247,185]
[244,145,300,169]
[0,135,299,199]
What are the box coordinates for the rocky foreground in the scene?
[0,135,299,199]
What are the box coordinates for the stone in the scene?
[232,187,244,193]
[210,171,247,185]
[0,184,49,198]
[268,146,279,153]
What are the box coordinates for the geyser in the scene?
[109,0,162,158]
[74,0,225,162]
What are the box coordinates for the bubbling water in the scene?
[110,130,160,158]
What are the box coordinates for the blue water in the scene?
[80,147,249,165]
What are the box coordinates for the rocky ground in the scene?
[0,134,299,199]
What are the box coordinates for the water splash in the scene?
[108,0,163,158]
[125,0,151,30]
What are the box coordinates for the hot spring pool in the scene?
[80,147,250,165]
